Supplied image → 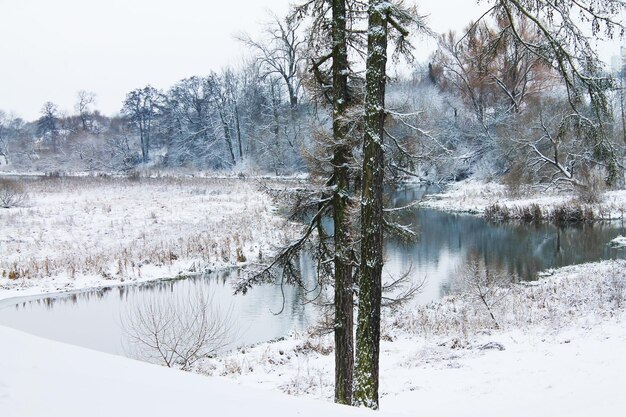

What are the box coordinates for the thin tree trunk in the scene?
[218,109,236,166]
[139,122,147,163]
[331,0,354,405]
[287,81,298,109]
[354,0,387,409]
[145,118,151,163]
[234,102,244,161]
[270,81,282,175]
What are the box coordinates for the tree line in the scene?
[0,4,623,194]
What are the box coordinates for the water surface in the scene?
[1,185,624,356]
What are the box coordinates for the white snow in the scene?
[0,176,298,301]
[609,235,626,248]
[423,179,626,219]
[0,325,380,417]
[4,258,623,417]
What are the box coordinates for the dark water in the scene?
[1,185,625,355]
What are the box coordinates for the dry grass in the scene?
[0,175,297,287]
[394,260,626,339]
[484,202,596,224]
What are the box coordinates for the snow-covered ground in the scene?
[423,179,626,219]
[0,176,297,301]
[0,325,380,417]
[195,260,626,417]
[3,175,625,416]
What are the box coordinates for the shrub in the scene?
[0,178,27,208]
[236,247,247,263]
[126,170,141,182]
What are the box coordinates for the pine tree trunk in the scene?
[354,0,387,409]
[332,0,354,405]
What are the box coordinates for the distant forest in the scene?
[1,13,624,190]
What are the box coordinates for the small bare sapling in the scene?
[121,289,234,370]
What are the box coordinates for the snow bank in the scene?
[609,235,626,248]
[422,179,626,220]
[0,325,380,417]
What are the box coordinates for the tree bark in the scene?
[331,0,354,405]
[354,0,387,409]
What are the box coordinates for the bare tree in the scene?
[0,178,27,208]
[207,72,238,166]
[121,289,233,371]
[486,0,625,185]
[75,90,97,132]
[0,111,9,165]
[222,68,246,162]
[457,255,511,329]
[237,13,306,109]
[163,76,222,168]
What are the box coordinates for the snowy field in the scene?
[0,175,297,301]
[423,179,626,219]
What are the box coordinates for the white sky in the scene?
[0,0,622,120]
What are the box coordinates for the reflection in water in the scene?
[1,185,625,355]
[387,186,626,302]
[0,268,315,356]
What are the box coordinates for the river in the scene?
[1,185,624,357]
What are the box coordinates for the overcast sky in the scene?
[0,0,622,120]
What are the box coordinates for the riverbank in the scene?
[0,176,298,302]
[422,179,626,220]
[2,260,623,416]
[195,260,626,416]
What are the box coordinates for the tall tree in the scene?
[222,69,245,162]
[163,76,219,168]
[0,111,10,164]
[354,0,420,409]
[353,0,388,408]
[122,86,163,164]
[295,0,371,403]
[37,101,60,153]
[329,0,354,404]
[207,72,237,167]
[237,0,366,404]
